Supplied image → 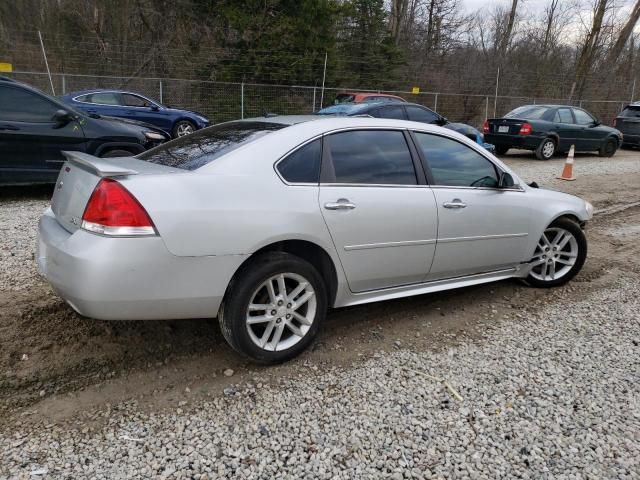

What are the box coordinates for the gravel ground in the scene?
[1,275,639,479]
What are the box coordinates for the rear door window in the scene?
[138,121,286,170]
[406,105,439,123]
[326,130,417,185]
[276,139,322,184]
[554,108,574,123]
[414,132,498,188]
[88,92,121,105]
[0,85,59,122]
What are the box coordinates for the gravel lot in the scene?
[1,149,639,479]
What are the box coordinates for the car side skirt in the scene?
[335,264,531,308]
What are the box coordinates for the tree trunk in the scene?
[574,0,611,99]
[606,0,640,65]
[498,0,518,58]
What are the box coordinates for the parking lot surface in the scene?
[1,149,639,478]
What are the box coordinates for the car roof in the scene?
[65,89,154,98]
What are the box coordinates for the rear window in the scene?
[138,121,285,170]
[316,104,373,116]
[504,106,549,120]
[620,106,640,118]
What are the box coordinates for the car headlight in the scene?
[144,131,165,141]
[585,201,594,219]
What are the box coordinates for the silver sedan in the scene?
[37,117,592,363]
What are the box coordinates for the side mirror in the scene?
[590,120,600,127]
[498,171,515,188]
[52,109,73,126]
[150,105,159,111]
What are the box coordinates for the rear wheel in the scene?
[524,218,587,288]
[100,149,133,158]
[218,252,327,364]
[535,137,556,160]
[495,145,509,155]
[598,138,618,157]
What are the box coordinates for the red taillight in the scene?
[613,118,617,127]
[82,178,156,236]
[518,122,533,135]
[482,120,490,134]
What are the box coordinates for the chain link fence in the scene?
[5,71,633,128]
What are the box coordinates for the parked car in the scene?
[334,92,406,104]
[614,102,640,148]
[484,104,623,160]
[317,102,495,150]
[38,116,592,363]
[62,89,210,138]
[0,77,169,186]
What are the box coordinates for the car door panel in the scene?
[553,108,579,151]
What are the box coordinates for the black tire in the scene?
[100,149,134,158]
[598,138,618,157]
[535,137,556,160]
[218,252,327,364]
[495,145,509,155]
[524,217,587,288]
[172,120,196,138]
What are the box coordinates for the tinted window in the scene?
[277,139,321,183]
[414,132,498,188]
[406,105,439,123]
[621,106,640,118]
[573,109,595,125]
[328,130,416,185]
[505,106,549,120]
[89,92,121,105]
[139,121,286,170]
[554,108,573,123]
[75,94,91,103]
[375,105,406,120]
[0,86,59,122]
[335,94,355,104]
[123,94,151,107]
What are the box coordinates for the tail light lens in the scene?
[518,123,533,135]
[82,178,156,236]
[482,120,490,134]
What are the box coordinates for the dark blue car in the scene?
[62,89,210,138]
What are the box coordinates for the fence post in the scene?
[631,78,636,103]
[61,75,66,95]
[241,82,244,119]
[433,93,438,112]
[159,80,163,104]
[485,96,489,120]
[313,87,316,112]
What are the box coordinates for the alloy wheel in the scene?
[176,123,194,136]
[245,273,317,352]
[529,227,579,281]
[542,140,555,159]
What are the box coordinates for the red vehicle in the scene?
[334,92,406,104]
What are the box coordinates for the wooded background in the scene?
[1,0,639,123]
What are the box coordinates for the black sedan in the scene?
[615,102,640,148]
[0,77,169,186]
[483,105,623,160]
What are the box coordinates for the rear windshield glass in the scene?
[504,106,549,120]
[620,106,640,118]
[316,103,375,115]
[335,94,356,104]
[138,121,285,170]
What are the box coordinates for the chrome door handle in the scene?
[324,199,356,210]
[443,200,467,209]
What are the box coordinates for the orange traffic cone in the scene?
[557,145,576,181]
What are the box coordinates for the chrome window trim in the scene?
[72,91,161,109]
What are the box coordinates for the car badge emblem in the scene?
[57,181,64,190]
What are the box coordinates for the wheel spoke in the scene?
[249,303,272,312]
[549,261,556,279]
[266,280,277,304]
[277,274,287,298]
[293,311,312,326]
[530,257,546,267]
[247,315,271,325]
[286,322,304,337]
[541,233,552,248]
[270,323,285,350]
[287,282,308,302]
[558,251,577,259]
[555,257,574,265]
[540,261,548,278]
[292,291,314,310]
[260,320,276,347]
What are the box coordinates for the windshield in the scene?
[504,106,549,120]
[138,121,286,170]
[316,103,374,116]
[620,106,640,118]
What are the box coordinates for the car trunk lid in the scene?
[51,151,179,233]
[486,118,528,135]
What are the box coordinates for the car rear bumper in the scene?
[484,134,543,150]
[37,208,247,320]
[621,133,640,146]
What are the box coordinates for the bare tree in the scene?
[606,0,640,65]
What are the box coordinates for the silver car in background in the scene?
[37,117,592,363]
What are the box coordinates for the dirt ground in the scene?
[1,149,639,429]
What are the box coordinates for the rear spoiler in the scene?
[62,151,138,177]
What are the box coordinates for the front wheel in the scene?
[535,138,556,160]
[524,218,587,288]
[218,252,327,364]
[598,138,618,157]
[172,120,196,138]
[495,145,509,155]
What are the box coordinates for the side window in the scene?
[0,86,59,122]
[406,106,439,124]
[123,94,151,107]
[414,132,498,188]
[573,109,595,125]
[75,94,91,103]
[375,105,406,120]
[327,130,417,185]
[554,108,573,123]
[276,139,322,184]
[89,92,121,105]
